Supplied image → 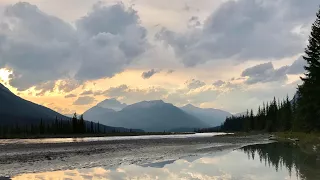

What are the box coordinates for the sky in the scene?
[0,0,318,114]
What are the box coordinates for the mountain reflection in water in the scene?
[12,142,320,180]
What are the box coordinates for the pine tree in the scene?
[244,109,250,132]
[284,95,293,131]
[55,116,58,135]
[250,109,254,130]
[79,114,85,133]
[72,113,78,133]
[90,121,94,133]
[40,118,44,134]
[296,7,320,132]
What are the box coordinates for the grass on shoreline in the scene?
[274,132,320,144]
[273,132,320,154]
[221,131,320,155]
[224,131,320,154]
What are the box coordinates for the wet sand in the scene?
[0,134,270,177]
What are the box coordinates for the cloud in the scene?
[241,62,288,84]
[73,96,95,105]
[53,106,75,115]
[187,87,220,104]
[214,81,298,113]
[34,81,56,96]
[0,2,148,91]
[213,80,225,87]
[287,56,306,74]
[185,79,206,89]
[187,16,201,28]
[80,90,93,95]
[166,69,175,74]
[1,2,76,91]
[74,2,148,81]
[141,69,160,79]
[57,79,81,93]
[156,0,318,66]
[101,83,221,108]
[105,84,129,97]
[241,56,307,85]
[164,89,190,106]
[93,90,105,96]
[183,3,191,12]
[104,84,168,104]
[65,94,77,98]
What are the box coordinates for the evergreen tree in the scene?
[250,109,254,130]
[72,113,78,133]
[90,121,94,133]
[284,96,293,131]
[79,114,85,133]
[39,118,44,134]
[296,7,320,132]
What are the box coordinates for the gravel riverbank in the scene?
[0,134,270,176]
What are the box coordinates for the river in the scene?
[0,134,318,179]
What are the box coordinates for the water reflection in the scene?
[12,143,320,180]
[241,143,320,180]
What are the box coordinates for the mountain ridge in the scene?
[180,104,232,127]
[84,99,209,132]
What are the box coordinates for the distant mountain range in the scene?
[0,83,141,132]
[84,100,210,132]
[180,104,232,127]
[84,99,232,132]
[1,82,234,132]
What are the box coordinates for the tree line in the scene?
[220,7,320,133]
[0,113,120,138]
[220,96,295,132]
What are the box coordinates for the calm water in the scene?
[0,133,228,145]
[10,142,320,180]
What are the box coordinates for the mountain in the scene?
[180,104,232,127]
[84,100,209,132]
[0,83,142,132]
[96,98,127,111]
[84,106,117,123]
[0,83,66,126]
